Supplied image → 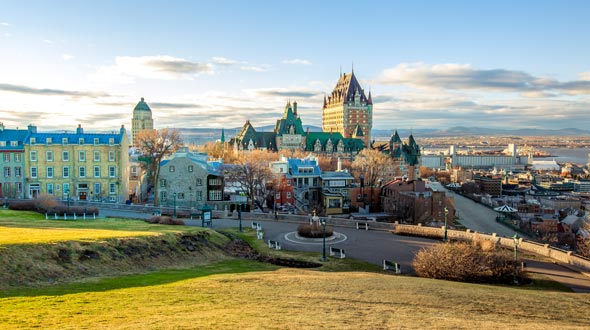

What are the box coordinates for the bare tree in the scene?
[224,150,275,210]
[352,148,391,187]
[136,128,183,205]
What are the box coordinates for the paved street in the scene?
[429,182,520,237]
[101,208,590,292]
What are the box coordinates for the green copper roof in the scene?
[134,97,152,112]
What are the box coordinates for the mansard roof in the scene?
[0,128,28,151]
[304,132,364,153]
[325,71,370,107]
[133,97,152,112]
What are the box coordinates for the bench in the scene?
[383,259,401,274]
[329,247,346,259]
[251,222,262,231]
[267,239,281,250]
[356,222,369,230]
[256,231,264,240]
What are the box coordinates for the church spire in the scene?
[221,128,225,143]
[367,90,373,105]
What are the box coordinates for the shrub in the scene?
[8,200,37,211]
[34,194,59,213]
[412,242,518,284]
[145,216,185,226]
[297,222,333,238]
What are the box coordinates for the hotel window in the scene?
[46,151,53,162]
[209,178,222,186]
[188,165,194,172]
[30,151,37,162]
[79,166,86,178]
[16,182,22,193]
[109,183,116,194]
[4,167,10,177]
[94,150,100,161]
[109,166,116,177]
[160,179,166,187]
[169,165,175,172]
[3,154,9,162]
[79,151,86,161]
[208,190,222,201]
[196,178,202,186]
[286,192,291,199]
[46,137,52,144]
[15,167,21,177]
[62,166,70,178]
[10,141,18,147]
[79,138,84,145]
[94,183,100,195]
[47,183,53,194]
[62,151,70,161]
[94,138,99,145]
[0,141,5,147]
[63,183,70,194]
[46,167,53,178]
[31,167,38,178]
[161,191,167,202]
[109,138,114,145]
[94,166,100,178]
[108,151,115,161]
[196,191,202,201]
[30,138,36,145]
[62,138,68,145]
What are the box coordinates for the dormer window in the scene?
[94,138,99,145]
[0,141,5,147]
[109,138,114,145]
[10,141,17,147]
[79,138,84,145]
[46,137,52,144]
[30,138,36,145]
[62,138,68,145]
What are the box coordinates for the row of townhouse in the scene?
[0,123,129,203]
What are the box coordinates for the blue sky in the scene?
[1,0,590,133]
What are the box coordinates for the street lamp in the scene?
[238,204,243,232]
[313,210,326,262]
[173,192,177,218]
[443,206,449,242]
[513,233,520,284]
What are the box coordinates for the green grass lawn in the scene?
[0,209,201,245]
[1,259,588,330]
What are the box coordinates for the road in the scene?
[429,181,519,237]
[101,208,590,292]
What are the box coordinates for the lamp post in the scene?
[513,233,520,284]
[443,207,449,242]
[173,192,177,218]
[238,204,243,232]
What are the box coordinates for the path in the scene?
[100,208,590,292]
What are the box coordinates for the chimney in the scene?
[337,157,342,171]
[76,124,83,134]
[293,101,297,116]
[27,124,37,133]
[0,122,4,132]
[120,124,126,135]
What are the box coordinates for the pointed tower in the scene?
[322,70,372,147]
[221,128,225,143]
[131,97,154,147]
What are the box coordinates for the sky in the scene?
[1,0,590,134]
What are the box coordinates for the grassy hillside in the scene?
[1,261,589,330]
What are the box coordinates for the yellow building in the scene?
[24,124,129,202]
[322,70,373,147]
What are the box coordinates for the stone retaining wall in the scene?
[394,223,590,272]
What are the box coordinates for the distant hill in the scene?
[177,126,590,144]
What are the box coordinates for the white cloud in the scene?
[240,65,268,72]
[212,56,237,65]
[61,54,75,61]
[43,39,53,44]
[90,55,213,84]
[0,22,10,27]
[282,59,312,65]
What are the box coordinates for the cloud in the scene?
[240,65,268,72]
[151,102,202,109]
[247,87,321,99]
[282,59,312,65]
[62,54,75,61]
[376,63,590,96]
[0,22,10,27]
[43,39,53,44]
[90,55,213,83]
[212,56,237,65]
[0,83,109,98]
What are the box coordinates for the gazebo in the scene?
[494,205,518,224]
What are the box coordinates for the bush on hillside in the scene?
[412,242,519,284]
[145,216,185,226]
[8,200,37,211]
